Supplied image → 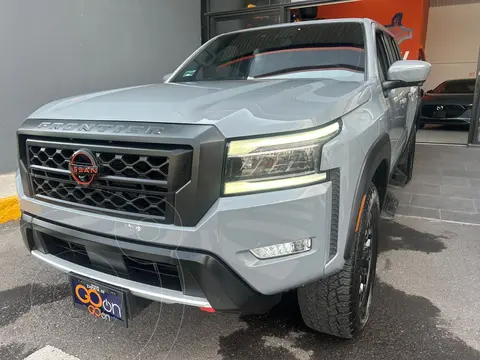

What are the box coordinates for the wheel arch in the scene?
[343,133,391,259]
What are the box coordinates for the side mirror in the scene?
[383,60,431,91]
[163,73,173,82]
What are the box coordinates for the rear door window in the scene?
[375,31,390,82]
[383,32,402,62]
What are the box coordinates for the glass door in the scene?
[468,47,480,144]
[209,9,282,37]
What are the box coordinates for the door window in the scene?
[386,35,402,62]
[375,31,389,82]
[380,32,396,67]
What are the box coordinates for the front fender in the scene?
[343,133,391,259]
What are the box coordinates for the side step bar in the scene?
[381,190,399,220]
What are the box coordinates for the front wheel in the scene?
[297,182,380,339]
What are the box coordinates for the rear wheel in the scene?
[297,182,380,338]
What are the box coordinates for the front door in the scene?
[376,29,409,167]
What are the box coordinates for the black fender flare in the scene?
[415,92,423,131]
[343,133,391,259]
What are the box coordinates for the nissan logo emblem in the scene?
[68,149,99,186]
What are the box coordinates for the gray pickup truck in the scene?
[16,18,430,338]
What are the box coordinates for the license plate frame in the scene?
[70,273,129,327]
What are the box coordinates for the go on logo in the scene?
[75,284,103,317]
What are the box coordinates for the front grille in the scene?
[25,139,192,223]
[422,104,468,118]
[32,175,167,217]
[18,120,226,227]
[29,146,169,181]
[124,256,181,290]
[45,236,182,291]
[46,235,91,266]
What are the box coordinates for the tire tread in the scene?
[297,182,380,339]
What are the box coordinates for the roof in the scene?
[213,18,376,38]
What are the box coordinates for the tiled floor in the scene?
[417,125,469,145]
[391,143,480,224]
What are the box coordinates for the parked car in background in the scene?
[419,78,475,129]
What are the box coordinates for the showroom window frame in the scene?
[201,0,349,41]
[207,6,285,39]
[467,47,480,145]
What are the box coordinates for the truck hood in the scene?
[30,79,371,138]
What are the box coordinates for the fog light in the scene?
[250,239,312,259]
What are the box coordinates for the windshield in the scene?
[171,22,366,83]
[433,80,476,94]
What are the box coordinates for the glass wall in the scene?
[208,0,281,13]
[469,49,480,144]
[203,0,337,39]
[212,11,282,35]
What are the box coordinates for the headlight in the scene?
[223,121,340,195]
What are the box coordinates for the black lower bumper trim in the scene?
[21,213,281,314]
[419,117,470,125]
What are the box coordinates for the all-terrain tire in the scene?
[297,182,380,339]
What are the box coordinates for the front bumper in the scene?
[18,171,338,309]
[21,213,282,313]
[419,116,471,125]
[420,108,472,125]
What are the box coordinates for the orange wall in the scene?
[420,0,430,48]
[316,0,430,60]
